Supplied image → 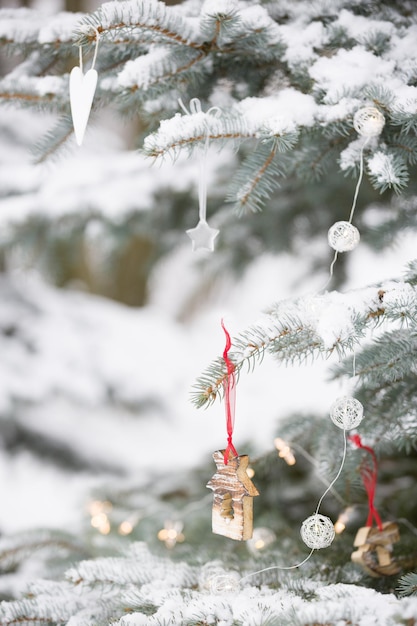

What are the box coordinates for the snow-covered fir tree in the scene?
[0,0,417,624]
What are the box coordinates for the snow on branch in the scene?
[75,0,203,49]
[367,150,409,194]
[143,89,316,159]
[115,46,208,94]
[0,8,81,47]
[143,108,248,158]
[192,280,417,408]
[1,541,416,626]
[200,1,284,56]
[66,542,196,588]
[0,530,86,573]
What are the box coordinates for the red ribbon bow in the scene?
[349,434,383,531]
[221,320,238,465]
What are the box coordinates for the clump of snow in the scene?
[317,97,360,124]
[236,90,318,133]
[38,11,83,43]
[144,108,222,155]
[97,0,199,45]
[367,151,401,186]
[201,0,238,16]
[240,5,278,32]
[334,9,394,40]
[0,8,80,44]
[385,24,417,82]
[117,47,175,90]
[309,47,395,102]
[339,138,366,171]
[260,116,296,136]
[279,20,326,65]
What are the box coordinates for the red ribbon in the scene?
[221,320,238,465]
[349,434,383,531]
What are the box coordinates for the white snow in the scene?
[117,46,175,90]
[367,151,402,186]
[236,90,318,133]
[334,9,395,40]
[309,47,396,102]
[0,9,81,44]
[279,20,326,65]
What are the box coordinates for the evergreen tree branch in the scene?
[191,280,414,408]
[75,0,203,50]
[398,572,417,597]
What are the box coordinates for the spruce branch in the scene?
[32,116,74,164]
[0,530,88,573]
[227,141,290,214]
[191,281,415,408]
[74,0,203,50]
[398,572,417,597]
[143,110,252,159]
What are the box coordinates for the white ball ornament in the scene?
[328,221,360,252]
[208,573,240,594]
[353,106,385,137]
[330,396,364,430]
[300,514,335,549]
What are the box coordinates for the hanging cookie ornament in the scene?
[207,321,259,540]
[181,99,220,252]
[349,435,401,577]
[69,28,100,147]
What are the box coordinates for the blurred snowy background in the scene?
[1,0,417,542]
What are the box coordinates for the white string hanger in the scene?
[320,106,385,291]
[179,98,221,252]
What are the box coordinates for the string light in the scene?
[247,527,276,555]
[246,467,255,478]
[334,507,356,534]
[88,500,112,535]
[118,512,142,536]
[157,520,185,548]
[274,437,296,465]
[119,520,134,536]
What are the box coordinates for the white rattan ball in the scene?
[328,221,360,252]
[353,106,385,137]
[300,514,335,549]
[330,396,364,430]
[208,573,240,594]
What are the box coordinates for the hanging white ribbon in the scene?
[179,98,221,252]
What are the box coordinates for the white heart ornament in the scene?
[69,66,97,146]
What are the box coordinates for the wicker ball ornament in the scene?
[353,106,385,137]
[328,221,360,252]
[208,573,240,594]
[330,396,364,430]
[301,514,335,549]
